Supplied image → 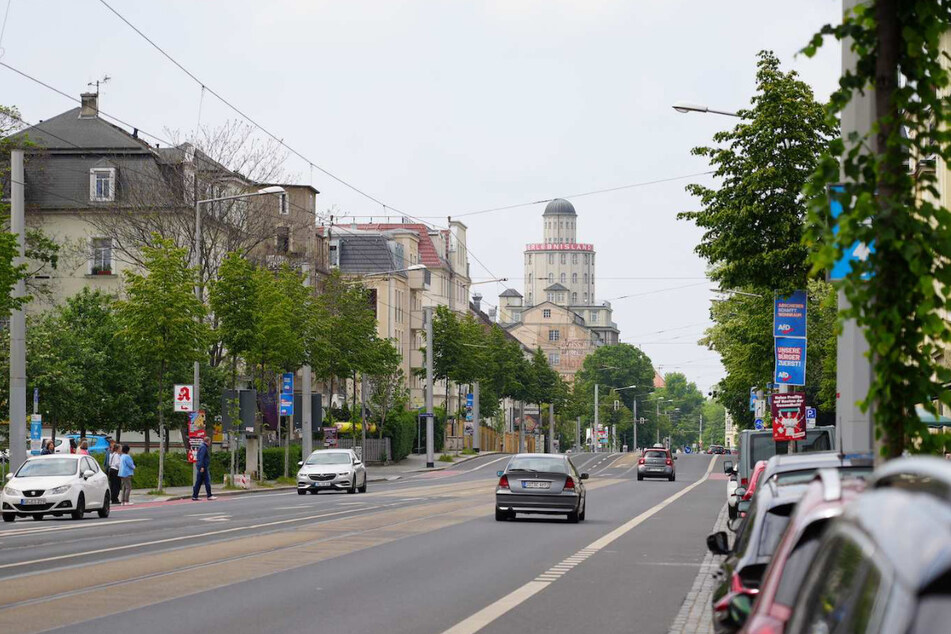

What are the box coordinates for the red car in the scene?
[726,468,867,634]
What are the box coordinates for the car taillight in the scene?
[666,459,672,466]
[564,477,575,490]
[741,477,748,486]
[638,458,645,465]
[498,475,509,489]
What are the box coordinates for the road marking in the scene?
[442,456,717,634]
[185,513,222,517]
[0,505,385,571]
[337,502,365,506]
[0,518,148,538]
[199,515,231,523]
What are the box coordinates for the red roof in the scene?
[353,223,447,268]
[653,372,666,388]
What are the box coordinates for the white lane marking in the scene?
[185,513,222,517]
[443,456,717,634]
[0,505,385,571]
[464,455,510,473]
[200,515,231,523]
[337,502,365,506]
[0,518,148,538]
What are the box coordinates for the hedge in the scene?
[384,409,418,462]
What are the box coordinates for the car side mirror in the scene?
[734,487,747,498]
[4,473,12,481]
[723,460,733,473]
[497,470,504,477]
[82,469,95,479]
[580,473,589,480]
[728,516,744,533]
[737,499,751,514]
[706,530,731,555]
[297,461,303,467]
[354,461,362,466]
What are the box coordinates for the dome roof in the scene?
[543,198,576,216]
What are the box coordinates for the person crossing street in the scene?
[191,436,215,501]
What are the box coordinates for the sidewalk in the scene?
[667,503,729,634]
[127,450,499,504]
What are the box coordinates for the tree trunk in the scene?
[144,427,150,453]
[230,355,237,485]
[157,362,166,492]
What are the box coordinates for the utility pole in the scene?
[699,413,703,451]
[593,383,599,453]
[836,0,875,458]
[302,263,313,459]
[360,374,367,459]
[518,401,525,453]
[8,149,27,473]
[192,178,201,490]
[656,400,661,445]
[425,306,434,468]
[549,402,555,453]
[472,381,480,452]
[632,398,637,452]
[576,417,581,452]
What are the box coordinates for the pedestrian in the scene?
[108,442,121,504]
[41,440,55,455]
[118,444,135,505]
[191,436,216,501]
[78,440,89,455]
[69,438,77,454]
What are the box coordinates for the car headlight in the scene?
[48,485,71,495]
[3,486,19,497]
[338,472,351,477]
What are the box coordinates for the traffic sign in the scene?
[281,373,294,395]
[749,387,758,412]
[806,407,817,429]
[754,418,765,431]
[684,445,692,454]
[30,414,42,455]
[174,384,194,412]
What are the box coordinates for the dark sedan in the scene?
[495,453,588,523]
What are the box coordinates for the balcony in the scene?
[409,268,430,290]
[410,349,424,369]
[410,310,424,331]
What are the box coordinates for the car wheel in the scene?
[637,474,643,481]
[567,509,580,524]
[579,502,586,522]
[348,480,356,494]
[97,494,110,518]
[2,512,14,523]
[297,489,307,496]
[495,507,509,521]
[32,513,45,521]
[311,489,319,495]
[669,474,676,482]
[71,493,85,520]
[359,475,367,493]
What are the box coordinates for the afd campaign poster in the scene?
[774,290,807,338]
[771,392,806,441]
[774,337,806,385]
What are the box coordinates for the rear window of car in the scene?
[775,520,828,606]
[750,434,777,466]
[758,503,795,559]
[644,451,667,459]
[508,457,569,474]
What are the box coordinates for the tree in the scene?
[701,400,727,448]
[655,373,705,449]
[573,344,656,416]
[804,2,951,457]
[367,340,406,461]
[117,237,209,491]
[679,51,835,294]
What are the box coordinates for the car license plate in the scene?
[650,468,663,472]
[20,498,45,505]
[315,481,331,487]
[522,481,550,489]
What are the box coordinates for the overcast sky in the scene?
[1,0,842,393]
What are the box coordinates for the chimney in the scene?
[472,292,483,313]
[79,92,98,119]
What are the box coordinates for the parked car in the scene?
[719,469,867,634]
[785,457,951,634]
[760,451,874,487]
[736,427,835,488]
[637,447,678,481]
[495,453,587,522]
[63,434,111,454]
[707,480,812,634]
[2,454,111,522]
[731,460,768,523]
[296,448,367,494]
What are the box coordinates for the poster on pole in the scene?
[187,410,206,463]
[174,384,194,412]
[774,291,807,338]
[771,392,806,441]
[322,427,338,448]
[774,337,807,385]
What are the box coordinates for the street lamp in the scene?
[614,384,644,452]
[671,101,740,118]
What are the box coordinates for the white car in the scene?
[2,454,111,522]
[296,449,367,495]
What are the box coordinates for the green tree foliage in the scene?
[679,51,835,294]
[804,2,951,457]
[655,372,705,448]
[701,399,727,448]
[117,237,209,491]
[573,344,656,413]
[210,253,257,384]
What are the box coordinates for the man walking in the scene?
[192,436,215,501]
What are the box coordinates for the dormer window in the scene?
[89,168,115,202]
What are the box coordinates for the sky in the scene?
[0,0,843,393]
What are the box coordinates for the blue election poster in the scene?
[775,337,807,385]
[774,290,807,338]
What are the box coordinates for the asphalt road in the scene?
[0,452,725,634]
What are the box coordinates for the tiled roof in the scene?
[499,288,523,298]
[544,282,569,292]
[355,223,446,268]
[12,107,153,151]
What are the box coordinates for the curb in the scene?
[141,484,298,502]
[400,451,501,474]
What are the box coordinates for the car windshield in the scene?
[305,453,351,465]
[644,451,667,459]
[508,457,569,474]
[16,458,78,477]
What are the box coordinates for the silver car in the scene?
[296,449,367,495]
[495,453,588,523]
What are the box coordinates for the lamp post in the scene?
[672,101,741,118]
[614,384,643,452]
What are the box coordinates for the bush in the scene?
[384,409,417,462]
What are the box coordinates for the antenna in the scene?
[87,75,111,95]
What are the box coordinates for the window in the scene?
[279,193,289,215]
[560,273,566,283]
[89,168,116,202]
[528,273,533,284]
[543,309,551,318]
[548,352,560,366]
[584,273,588,284]
[548,273,554,283]
[276,227,290,253]
[572,273,578,284]
[591,274,595,286]
[527,292,533,304]
[560,254,566,264]
[90,238,113,274]
[548,254,554,265]
[547,293,553,302]
[526,254,532,264]
[583,292,588,303]
[329,241,339,268]
[571,292,578,304]
[584,254,589,264]
[548,329,560,341]
[572,254,578,264]
[590,311,598,324]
